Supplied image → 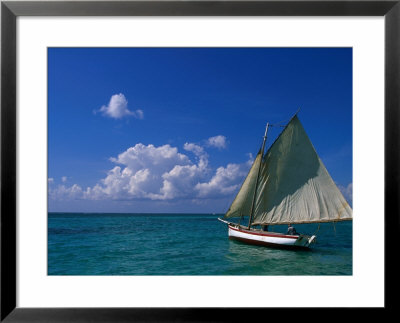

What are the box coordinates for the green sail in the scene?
[252,116,352,225]
[224,152,262,219]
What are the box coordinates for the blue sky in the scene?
[48,48,352,213]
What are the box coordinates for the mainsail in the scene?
[225,115,352,225]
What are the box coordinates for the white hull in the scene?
[219,219,316,249]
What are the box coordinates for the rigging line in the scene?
[312,223,333,236]
[313,223,321,235]
[332,221,337,237]
[271,115,291,126]
[269,108,301,128]
[270,120,290,127]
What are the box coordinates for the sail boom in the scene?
[252,218,353,226]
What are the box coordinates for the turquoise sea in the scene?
[48,213,352,275]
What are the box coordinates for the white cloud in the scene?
[98,93,144,119]
[48,178,54,184]
[153,152,209,200]
[206,135,227,149]
[195,163,248,198]
[135,109,144,120]
[49,141,252,203]
[110,143,190,174]
[61,176,67,183]
[183,142,206,158]
[82,143,195,201]
[49,184,83,201]
[338,182,353,204]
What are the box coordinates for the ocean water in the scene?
[48,213,352,275]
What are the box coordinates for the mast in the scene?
[247,123,269,229]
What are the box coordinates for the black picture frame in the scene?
[1,0,398,321]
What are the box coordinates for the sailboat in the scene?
[218,113,352,250]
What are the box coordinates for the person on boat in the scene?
[262,225,269,232]
[286,224,298,235]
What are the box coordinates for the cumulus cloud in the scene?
[184,142,206,158]
[98,93,144,119]
[49,141,251,203]
[61,176,67,183]
[110,143,190,174]
[134,109,144,120]
[338,182,353,204]
[206,135,227,149]
[81,144,190,201]
[195,163,248,198]
[87,143,210,201]
[49,184,83,201]
[154,150,209,200]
